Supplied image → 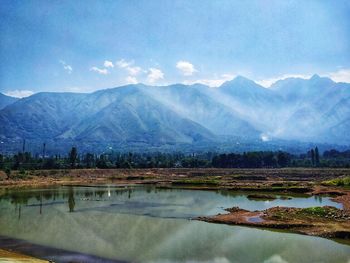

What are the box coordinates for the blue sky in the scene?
[1,0,350,97]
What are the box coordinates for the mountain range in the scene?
[0,93,18,111]
[0,75,349,153]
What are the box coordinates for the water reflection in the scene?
[0,186,343,222]
[68,186,75,212]
[0,186,349,263]
[0,186,137,217]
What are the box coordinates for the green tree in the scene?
[0,154,4,169]
[69,147,78,168]
[5,167,11,179]
[96,158,108,169]
[84,153,95,168]
[43,158,56,169]
[311,149,315,166]
[277,152,290,167]
[315,147,320,166]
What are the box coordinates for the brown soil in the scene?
[1,167,349,187]
[198,192,350,240]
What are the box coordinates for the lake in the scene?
[0,185,349,263]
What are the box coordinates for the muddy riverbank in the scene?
[197,201,350,239]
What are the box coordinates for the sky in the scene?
[1,0,350,97]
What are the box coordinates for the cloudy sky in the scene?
[1,0,350,97]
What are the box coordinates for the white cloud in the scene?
[59,60,73,74]
[90,60,116,74]
[322,68,350,83]
[90,66,108,75]
[116,59,132,68]
[126,76,138,84]
[103,60,114,68]
[116,59,142,76]
[147,68,164,83]
[126,66,142,76]
[4,90,34,98]
[176,60,197,76]
[183,73,235,87]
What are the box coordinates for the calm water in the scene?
[0,185,349,263]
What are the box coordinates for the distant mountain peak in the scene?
[309,74,334,86]
[310,74,321,80]
[233,75,250,81]
[220,75,260,88]
[271,74,334,90]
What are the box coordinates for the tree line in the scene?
[1,146,350,173]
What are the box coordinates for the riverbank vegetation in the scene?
[322,177,350,187]
[1,147,350,176]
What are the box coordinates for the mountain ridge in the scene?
[0,93,18,110]
[1,75,349,153]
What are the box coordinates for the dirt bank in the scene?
[198,193,350,240]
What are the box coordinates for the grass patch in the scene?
[15,169,31,180]
[268,206,341,221]
[322,177,350,187]
[297,206,340,218]
[173,178,220,186]
[300,207,329,217]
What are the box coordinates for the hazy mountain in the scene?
[143,84,260,138]
[0,92,87,139]
[221,76,280,104]
[0,75,349,153]
[59,85,215,144]
[213,76,285,132]
[271,74,335,102]
[0,93,18,110]
[0,85,215,146]
[271,75,350,144]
